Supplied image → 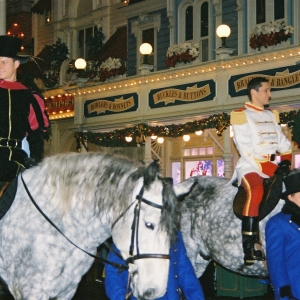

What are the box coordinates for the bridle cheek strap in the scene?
[125,187,170,264]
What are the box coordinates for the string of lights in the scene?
[73,109,300,148]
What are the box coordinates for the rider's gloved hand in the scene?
[274,159,291,177]
[24,157,38,168]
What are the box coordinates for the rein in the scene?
[20,173,128,271]
[21,173,170,272]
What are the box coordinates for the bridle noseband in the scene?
[112,186,170,265]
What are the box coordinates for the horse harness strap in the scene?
[0,137,22,149]
[20,173,128,271]
[125,186,170,265]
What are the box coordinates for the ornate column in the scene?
[143,136,153,166]
[223,128,233,179]
[64,28,73,55]
[236,0,244,55]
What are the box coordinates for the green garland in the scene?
[75,110,300,148]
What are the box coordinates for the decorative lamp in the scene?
[151,135,157,140]
[139,43,153,64]
[125,136,133,142]
[183,135,190,142]
[214,24,235,59]
[195,130,203,136]
[216,24,231,47]
[157,137,164,144]
[138,43,154,75]
[75,58,87,69]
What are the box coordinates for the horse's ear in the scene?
[173,177,198,201]
[144,160,160,188]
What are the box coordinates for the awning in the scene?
[31,0,52,15]
[91,26,127,62]
[18,46,51,78]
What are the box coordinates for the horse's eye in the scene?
[145,222,154,230]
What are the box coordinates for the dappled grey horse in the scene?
[176,176,284,278]
[0,153,195,300]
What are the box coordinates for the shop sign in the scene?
[229,65,300,97]
[84,93,138,118]
[149,80,215,108]
[45,94,74,114]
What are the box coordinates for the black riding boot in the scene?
[242,216,265,266]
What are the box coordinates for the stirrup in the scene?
[244,251,265,266]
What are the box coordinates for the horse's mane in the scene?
[161,178,181,244]
[30,153,179,242]
[180,176,235,236]
[35,152,145,218]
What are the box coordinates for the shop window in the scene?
[184,149,191,156]
[186,160,213,179]
[191,148,198,156]
[171,162,181,184]
[184,147,214,156]
[185,6,193,41]
[199,148,206,155]
[207,147,213,154]
[294,154,300,168]
[217,159,225,177]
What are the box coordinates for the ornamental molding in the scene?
[212,0,221,16]
[236,0,242,11]
[131,13,161,37]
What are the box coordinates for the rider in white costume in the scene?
[230,76,291,265]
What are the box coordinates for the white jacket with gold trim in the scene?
[230,102,291,184]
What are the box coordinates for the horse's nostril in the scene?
[143,288,156,299]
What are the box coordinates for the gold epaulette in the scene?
[272,109,280,123]
[230,108,247,125]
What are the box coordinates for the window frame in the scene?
[247,0,288,51]
[137,24,157,71]
[77,25,98,60]
[178,0,211,62]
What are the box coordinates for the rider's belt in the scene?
[0,138,22,149]
[262,154,276,161]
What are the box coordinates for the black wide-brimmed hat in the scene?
[282,169,300,200]
[0,35,30,64]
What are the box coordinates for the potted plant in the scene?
[67,60,100,80]
[40,38,70,88]
[249,20,294,50]
[99,57,126,82]
[165,42,199,68]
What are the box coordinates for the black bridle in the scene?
[21,174,170,271]
[112,186,170,265]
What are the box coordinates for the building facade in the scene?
[30,0,300,182]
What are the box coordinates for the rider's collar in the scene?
[245,102,264,112]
